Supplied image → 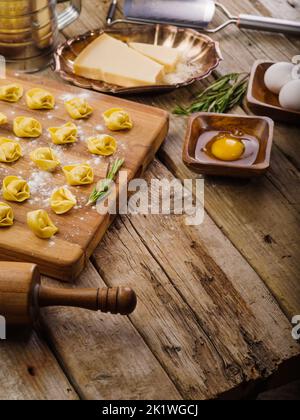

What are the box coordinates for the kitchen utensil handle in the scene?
[238,14,300,36]
[57,0,82,31]
[107,0,118,25]
[38,286,137,315]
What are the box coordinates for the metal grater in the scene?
[107,0,300,35]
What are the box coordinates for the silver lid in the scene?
[124,0,216,29]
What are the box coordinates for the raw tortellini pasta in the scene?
[48,122,78,145]
[13,116,42,138]
[65,97,93,119]
[103,108,133,131]
[0,112,7,125]
[51,187,77,215]
[0,202,14,227]
[26,88,55,110]
[0,83,23,102]
[30,147,60,172]
[2,176,30,203]
[63,163,94,186]
[0,138,22,163]
[27,209,58,239]
[87,134,117,156]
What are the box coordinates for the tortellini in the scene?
[30,147,60,172]
[65,97,93,119]
[0,83,23,102]
[27,209,58,239]
[0,138,22,163]
[87,134,117,156]
[26,88,55,110]
[51,187,77,215]
[0,202,14,227]
[103,108,133,131]
[13,116,42,138]
[0,112,7,125]
[2,176,30,203]
[63,163,94,186]
[48,122,78,145]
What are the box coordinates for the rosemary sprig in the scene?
[86,158,124,206]
[173,73,249,116]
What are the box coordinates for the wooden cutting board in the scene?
[0,75,169,281]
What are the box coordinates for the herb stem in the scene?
[86,158,124,206]
[173,73,249,116]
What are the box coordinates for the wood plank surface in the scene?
[213,0,300,166]
[1,0,299,401]
[40,263,181,400]
[0,332,78,400]
[93,0,300,318]
[91,160,300,399]
[0,75,169,281]
[158,110,300,318]
[48,1,300,398]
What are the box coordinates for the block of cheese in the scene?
[128,42,180,73]
[74,34,165,88]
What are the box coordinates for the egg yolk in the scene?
[211,137,245,161]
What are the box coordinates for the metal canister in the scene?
[0,0,81,72]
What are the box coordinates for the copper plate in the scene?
[53,24,222,95]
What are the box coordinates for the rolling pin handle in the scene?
[98,287,137,315]
[38,286,137,315]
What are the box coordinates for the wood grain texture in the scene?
[0,332,78,400]
[109,0,300,318]
[158,112,300,318]
[213,0,300,167]
[40,263,181,400]
[27,5,181,401]
[47,0,299,399]
[0,1,177,402]
[92,160,300,400]
[0,262,40,326]
[1,0,299,401]
[0,75,169,281]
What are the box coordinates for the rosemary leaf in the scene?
[173,73,249,116]
[86,158,124,206]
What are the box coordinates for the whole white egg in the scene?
[264,62,294,95]
[279,79,300,111]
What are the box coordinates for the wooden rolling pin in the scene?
[0,262,137,327]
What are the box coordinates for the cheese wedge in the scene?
[74,34,165,88]
[129,42,180,73]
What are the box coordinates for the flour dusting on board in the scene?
[0,75,168,281]
[59,92,92,102]
[59,93,75,102]
[28,171,53,205]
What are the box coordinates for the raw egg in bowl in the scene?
[183,113,274,178]
[195,130,260,167]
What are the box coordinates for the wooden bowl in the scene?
[53,25,222,95]
[246,60,300,125]
[183,113,274,178]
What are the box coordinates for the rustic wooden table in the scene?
[0,0,299,400]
